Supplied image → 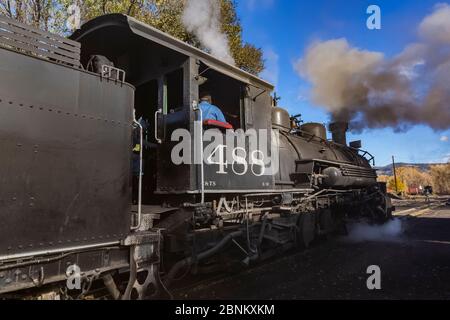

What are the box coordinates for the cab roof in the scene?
[71,14,274,91]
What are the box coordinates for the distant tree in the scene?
[1,0,264,75]
[396,166,433,189]
[0,0,65,32]
[430,164,450,195]
[387,176,407,194]
[219,0,264,74]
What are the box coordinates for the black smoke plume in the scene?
[296,4,450,132]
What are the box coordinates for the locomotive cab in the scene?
[72,14,276,205]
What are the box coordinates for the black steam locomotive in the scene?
[0,14,392,299]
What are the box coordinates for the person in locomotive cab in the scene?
[199,92,226,123]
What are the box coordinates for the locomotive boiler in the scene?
[0,14,393,299]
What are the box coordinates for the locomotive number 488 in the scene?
[205,145,267,177]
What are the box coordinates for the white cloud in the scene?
[260,48,279,87]
[440,135,449,142]
[443,153,450,163]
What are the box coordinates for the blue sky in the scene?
[236,0,450,166]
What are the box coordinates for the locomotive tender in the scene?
[0,14,392,299]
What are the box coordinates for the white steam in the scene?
[295,4,450,131]
[346,219,403,242]
[182,0,235,65]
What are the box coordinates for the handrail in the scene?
[193,100,205,204]
[154,109,163,144]
[131,114,144,231]
[101,65,126,83]
[357,149,375,166]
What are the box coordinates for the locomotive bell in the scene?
[272,107,291,132]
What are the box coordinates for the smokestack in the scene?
[329,122,348,145]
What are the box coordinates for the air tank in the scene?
[321,167,376,188]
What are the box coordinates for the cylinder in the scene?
[300,123,327,140]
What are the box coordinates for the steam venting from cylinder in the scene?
[295,4,450,132]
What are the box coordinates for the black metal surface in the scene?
[275,127,376,189]
[0,14,389,298]
[0,246,129,294]
[0,46,134,257]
